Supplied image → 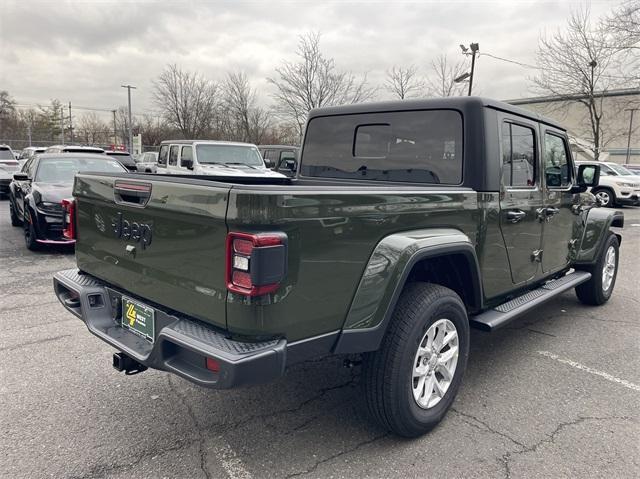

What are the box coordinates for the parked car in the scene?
[53,97,621,437]
[0,162,20,198]
[45,145,105,154]
[258,145,299,166]
[18,147,47,167]
[576,160,640,207]
[105,150,137,172]
[8,153,127,250]
[156,140,286,178]
[135,151,158,173]
[0,145,20,197]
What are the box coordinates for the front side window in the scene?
[301,109,463,184]
[168,145,179,166]
[180,146,193,165]
[501,122,535,187]
[544,133,571,188]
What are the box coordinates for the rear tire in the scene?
[362,283,470,437]
[575,233,619,305]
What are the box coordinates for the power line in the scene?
[479,52,538,69]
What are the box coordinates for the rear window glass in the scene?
[35,157,126,183]
[0,148,14,160]
[301,110,463,184]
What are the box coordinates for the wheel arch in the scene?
[333,229,482,354]
[574,207,623,265]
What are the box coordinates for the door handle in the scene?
[506,210,526,223]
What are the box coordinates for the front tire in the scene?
[24,216,39,251]
[362,283,470,437]
[9,198,22,226]
[575,233,619,305]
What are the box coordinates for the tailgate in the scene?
[73,174,230,330]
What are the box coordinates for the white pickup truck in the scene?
[156,140,286,178]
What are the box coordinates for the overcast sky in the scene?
[0,0,621,122]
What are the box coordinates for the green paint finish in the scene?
[575,206,620,264]
[343,229,472,331]
[225,188,481,341]
[74,175,230,330]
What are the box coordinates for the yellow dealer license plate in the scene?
[121,296,155,343]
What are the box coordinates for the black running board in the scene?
[470,271,592,331]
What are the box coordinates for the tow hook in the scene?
[113,352,147,375]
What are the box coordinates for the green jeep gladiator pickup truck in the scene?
[54,97,623,437]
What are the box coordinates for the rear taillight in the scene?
[226,232,287,296]
[61,198,76,239]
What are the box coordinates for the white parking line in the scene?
[537,350,640,393]
[215,439,253,479]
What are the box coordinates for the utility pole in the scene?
[625,108,638,165]
[458,43,479,96]
[121,84,136,152]
[27,122,32,147]
[112,109,117,147]
[468,43,479,96]
[68,101,74,143]
[60,106,65,145]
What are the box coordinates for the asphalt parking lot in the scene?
[1,200,639,479]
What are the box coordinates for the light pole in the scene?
[121,84,136,152]
[625,108,638,165]
[458,43,479,96]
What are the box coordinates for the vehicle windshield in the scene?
[35,157,126,183]
[608,163,635,176]
[0,149,14,160]
[195,144,264,167]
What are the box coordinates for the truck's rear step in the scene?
[470,271,592,331]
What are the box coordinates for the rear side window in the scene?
[544,133,571,187]
[501,122,536,187]
[158,145,169,166]
[301,110,463,184]
[168,145,179,166]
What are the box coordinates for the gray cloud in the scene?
[0,0,619,122]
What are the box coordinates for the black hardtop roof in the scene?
[307,96,566,131]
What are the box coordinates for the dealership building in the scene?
[507,88,640,164]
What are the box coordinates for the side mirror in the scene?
[264,158,274,168]
[13,172,29,181]
[181,159,193,170]
[278,158,297,174]
[574,164,599,192]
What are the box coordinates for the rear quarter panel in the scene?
[225,187,481,341]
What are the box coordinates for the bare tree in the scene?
[533,7,625,160]
[223,72,272,144]
[139,113,172,147]
[269,32,376,137]
[384,65,425,99]
[426,54,468,97]
[153,64,219,139]
[603,0,640,83]
[76,112,108,145]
